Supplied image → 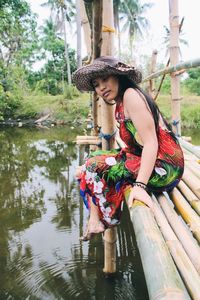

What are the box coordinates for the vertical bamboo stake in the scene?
[76,0,82,68]
[80,0,91,60]
[169,0,181,135]
[101,0,117,274]
[148,49,158,98]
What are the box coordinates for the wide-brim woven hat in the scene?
[72,56,142,91]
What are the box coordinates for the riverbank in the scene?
[157,94,200,128]
[0,92,90,128]
[1,92,200,129]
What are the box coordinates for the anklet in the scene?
[133,181,148,191]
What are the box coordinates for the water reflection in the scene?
[0,126,148,300]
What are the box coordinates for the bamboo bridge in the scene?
[75,0,200,299]
[76,122,200,300]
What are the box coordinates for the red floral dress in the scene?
[78,102,184,227]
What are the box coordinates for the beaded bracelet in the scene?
[133,181,148,191]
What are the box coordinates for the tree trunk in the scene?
[93,0,103,59]
[169,0,181,135]
[61,6,71,85]
[76,0,82,68]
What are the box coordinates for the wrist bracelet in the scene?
[133,181,148,191]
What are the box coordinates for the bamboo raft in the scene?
[76,135,200,300]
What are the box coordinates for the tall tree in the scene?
[120,0,153,58]
[41,0,76,84]
[0,0,38,66]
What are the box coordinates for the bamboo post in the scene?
[157,193,200,274]
[169,0,181,136]
[80,0,91,60]
[100,0,117,274]
[152,196,200,300]
[171,188,200,243]
[148,49,158,98]
[129,200,191,300]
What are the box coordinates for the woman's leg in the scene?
[80,198,105,241]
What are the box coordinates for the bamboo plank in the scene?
[185,161,200,180]
[182,168,200,199]
[76,139,101,145]
[157,193,200,274]
[171,188,200,243]
[129,200,191,300]
[152,196,200,300]
[76,135,99,139]
[180,139,200,159]
[178,180,200,215]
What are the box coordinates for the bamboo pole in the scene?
[100,0,117,274]
[128,200,191,300]
[143,58,200,82]
[178,180,200,215]
[157,193,200,274]
[169,0,181,135]
[171,188,200,243]
[152,196,200,300]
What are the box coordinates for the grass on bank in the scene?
[157,94,200,128]
[14,85,200,129]
[15,90,91,124]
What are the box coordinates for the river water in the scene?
[0,126,150,300]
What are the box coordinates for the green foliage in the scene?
[181,103,200,128]
[155,75,171,94]
[0,86,21,119]
[0,0,38,118]
[184,68,200,95]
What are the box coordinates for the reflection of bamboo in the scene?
[152,196,200,299]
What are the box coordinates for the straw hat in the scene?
[72,56,142,91]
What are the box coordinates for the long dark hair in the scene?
[117,75,174,138]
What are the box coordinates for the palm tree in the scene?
[41,0,76,84]
[119,0,153,59]
[162,21,188,59]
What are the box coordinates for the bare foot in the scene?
[80,219,105,241]
[88,218,105,233]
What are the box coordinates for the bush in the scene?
[0,85,21,119]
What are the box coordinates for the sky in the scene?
[27,0,200,68]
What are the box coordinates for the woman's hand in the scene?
[128,186,153,210]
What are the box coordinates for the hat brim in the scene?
[72,61,142,92]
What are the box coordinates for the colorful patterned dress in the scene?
[78,101,184,227]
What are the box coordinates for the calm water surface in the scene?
[0,126,149,300]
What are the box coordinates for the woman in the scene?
[72,56,184,240]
